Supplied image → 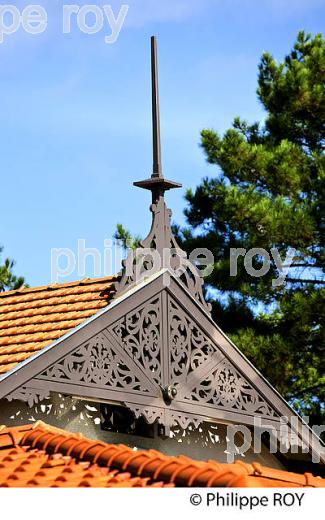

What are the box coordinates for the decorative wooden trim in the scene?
[3,274,283,429]
[2,271,323,463]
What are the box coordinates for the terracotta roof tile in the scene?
[0,277,116,375]
[0,423,171,488]
[0,363,19,374]
[0,422,324,488]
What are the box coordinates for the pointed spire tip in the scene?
[134,37,182,196]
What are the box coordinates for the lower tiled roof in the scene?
[0,422,324,488]
[0,277,116,375]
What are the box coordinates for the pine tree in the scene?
[0,246,25,292]
[178,31,325,425]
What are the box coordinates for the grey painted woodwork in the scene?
[1,272,323,463]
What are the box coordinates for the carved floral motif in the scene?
[110,296,162,385]
[6,293,277,427]
[169,297,219,384]
[187,359,275,416]
[39,333,152,393]
[169,296,275,418]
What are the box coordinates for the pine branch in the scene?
[289,383,325,398]
[286,277,325,285]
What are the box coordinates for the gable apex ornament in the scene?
[114,36,211,314]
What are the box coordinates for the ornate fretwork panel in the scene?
[37,332,154,395]
[114,197,211,314]
[125,403,164,425]
[109,295,162,386]
[4,392,102,431]
[5,286,280,430]
[125,402,202,430]
[167,295,276,419]
[6,386,50,408]
[184,359,276,417]
[168,295,223,387]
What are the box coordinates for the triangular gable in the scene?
[0,271,165,403]
[0,270,323,463]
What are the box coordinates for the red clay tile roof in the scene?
[0,277,116,375]
[0,422,324,488]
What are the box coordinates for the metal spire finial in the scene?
[133,36,181,201]
[151,36,162,178]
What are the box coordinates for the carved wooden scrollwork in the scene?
[169,412,202,430]
[186,359,275,416]
[38,332,154,394]
[125,403,164,425]
[125,403,202,430]
[117,294,277,426]
[168,295,276,419]
[6,386,50,408]
[109,296,162,386]
[169,297,220,386]
[8,287,279,430]
[114,196,211,314]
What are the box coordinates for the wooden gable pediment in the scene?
[0,272,302,428]
[0,270,323,462]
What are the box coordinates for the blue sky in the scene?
[1,0,324,286]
